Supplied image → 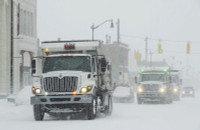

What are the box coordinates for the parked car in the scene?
[113,86,134,103]
[182,87,195,98]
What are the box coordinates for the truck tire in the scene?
[87,98,97,120]
[168,97,173,104]
[137,98,142,104]
[33,104,44,121]
[104,96,113,116]
[128,96,134,103]
[163,96,173,104]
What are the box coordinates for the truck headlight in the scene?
[190,91,193,94]
[32,87,41,94]
[173,88,178,93]
[35,88,41,94]
[80,87,87,93]
[159,88,166,93]
[137,87,143,93]
[80,86,93,93]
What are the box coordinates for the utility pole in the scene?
[150,51,152,67]
[145,37,148,66]
[10,0,14,95]
[91,24,94,40]
[117,19,120,44]
[116,19,120,85]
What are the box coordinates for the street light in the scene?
[91,19,114,40]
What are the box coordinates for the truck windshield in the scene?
[43,56,91,73]
[171,75,179,83]
[141,74,165,82]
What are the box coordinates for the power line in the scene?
[121,34,200,44]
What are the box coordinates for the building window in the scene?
[30,13,33,37]
[17,4,20,35]
[19,9,34,37]
[24,10,26,35]
[20,9,23,35]
[27,12,29,36]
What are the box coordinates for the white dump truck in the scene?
[135,68,173,104]
[31,40,113,120]
[170,69,182,101]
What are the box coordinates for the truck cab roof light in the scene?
[64,44,75,50]
[44,48,49,52]
[140,68,145,73]
[163,68,168,72]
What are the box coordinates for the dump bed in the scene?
[41,40,103,56]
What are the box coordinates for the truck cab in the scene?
[170,70,181,101]
[31,40,113,120]
[136,68,173,104]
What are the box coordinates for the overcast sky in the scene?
[37,0,200,75]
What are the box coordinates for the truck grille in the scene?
[143,84,160,91]
[43,76,78,92]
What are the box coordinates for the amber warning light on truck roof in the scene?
[64,43,75,50]
[44,48,49,52]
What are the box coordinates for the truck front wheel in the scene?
[137,97,142,104]
[104,96,113,116]
[33,104,45,121]
[86,98,97,120]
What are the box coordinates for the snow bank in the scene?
[15,86,32,105]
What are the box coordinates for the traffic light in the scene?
[158,43,162,53]
[134,51,141,61]
[187,43,190,54]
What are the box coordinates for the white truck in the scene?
[170,70,182,100]
[135,68,173,104]
[31,40,113,120]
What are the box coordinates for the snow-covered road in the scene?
[1,97,200,130]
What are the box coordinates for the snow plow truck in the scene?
[31,40,113,120]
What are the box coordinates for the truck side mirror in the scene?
[169,76,172,83]
[107,64,111,71]
[87,74,91,79]
[134,76,138,84]
[100,58,107,72]
[32,59,36,74]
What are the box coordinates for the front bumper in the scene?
[182,93,194,97]
[31,94,93,105]
[137,92,167,101]
[172,92,180,99]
